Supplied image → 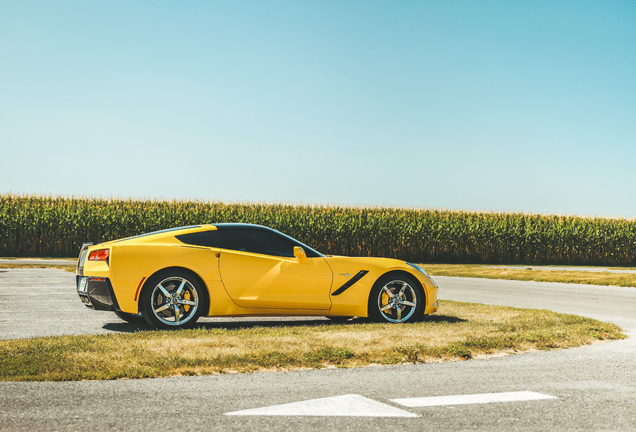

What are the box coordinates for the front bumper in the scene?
[76,276,121,311]
[424,300,439,314]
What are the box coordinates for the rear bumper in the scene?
[76,276,121,311]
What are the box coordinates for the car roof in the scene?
[212,223,271,230]
[104,223,324,257]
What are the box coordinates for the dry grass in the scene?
[0,257,76,260]
[0,264,76,272]
[423,264,636,288]
[4,262,636,284]
[0,300,625,382]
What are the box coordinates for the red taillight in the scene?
[88,249,110,261]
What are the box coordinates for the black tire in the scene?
[114,310,146,324]
[140,270,205,330]
[368,274,423,323]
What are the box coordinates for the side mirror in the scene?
[294,246,308,264]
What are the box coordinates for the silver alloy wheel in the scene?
[150,276,199,326]
[377,280,417,323]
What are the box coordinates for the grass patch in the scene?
[0,264,76,272]
[0,257,76,260]
[423,264,636,288]
[0,300,625,381]
[4,263,636,283]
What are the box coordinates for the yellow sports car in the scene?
[76,224,439,329]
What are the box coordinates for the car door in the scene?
[218,228,333,310]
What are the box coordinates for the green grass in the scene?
[0,300,625,382]
[424,264,636,287]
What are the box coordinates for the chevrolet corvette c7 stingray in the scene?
[76,224,439,329]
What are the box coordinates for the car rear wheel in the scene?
[369,274,423,323]
[140,270,205,330]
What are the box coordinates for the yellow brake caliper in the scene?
[381,291,391,316]
[183,290,191,312]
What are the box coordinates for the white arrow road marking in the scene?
[391,391,557,407]
[224,394,419,417]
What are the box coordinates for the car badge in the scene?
[340,273,350,277]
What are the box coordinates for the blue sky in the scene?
[1,0,634,217]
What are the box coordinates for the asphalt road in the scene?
[1,269,635,431]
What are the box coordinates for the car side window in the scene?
[175,230,224,248]
[258,231,296,257]
[220,229,295,257]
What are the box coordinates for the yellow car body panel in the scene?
[112,245,230,315]
[219,251,333,310]
[77,224,438,324]
[324,256,439,317]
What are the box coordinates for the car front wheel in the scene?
[140,271,205,329]
[369,274,423,323]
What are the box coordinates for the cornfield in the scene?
[1,194,635,266]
